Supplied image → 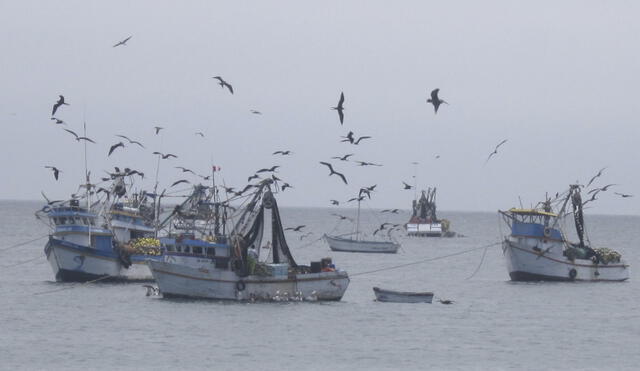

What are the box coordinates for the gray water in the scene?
[1,201,639,371]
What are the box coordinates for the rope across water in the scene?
[350,241,501,277]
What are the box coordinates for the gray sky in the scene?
[1,1,639,215]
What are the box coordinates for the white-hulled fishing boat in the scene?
[406,187,453,237]
[324,192,400,253]
[39,175,163,282]
[500,184,629,282]
[148,181,350,301]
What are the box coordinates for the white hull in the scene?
[148,260,350,301]
[373,287,434,303]
[324,234,399,253]
[503,239,629,282]
[406,222,443,237]
[46,239,155,282]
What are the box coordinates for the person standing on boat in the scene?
[247,245,258,274]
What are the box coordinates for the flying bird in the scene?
[195,132,205,137]
[381,209,400,214]
[353,136,372,145]
[273,150,292,156]
[588,184,617,194]
[152,151,177,159]
[614,192,633,198]
[347,196,365,203]
[485,139,508,164]
[331,92,345,125]
[438,299,454,305]
[285,225,306,232]
[50,117,65,125]
[427,88,448,114]
[45,166,61,180]
[331,213,352,221]
[247,174,260,182]
[113,35,132,47]
[212,76,234,94]
[108,142,125,156]
[51,95,69,116]
[256,166,280,173]
[154,126,164,135]
[175,166,195,174]
[63,128,79,139]
[341,131,354,143]
[115,134,144,148]
[299,232,313,241]
[330,200,340,206]
[332,154,354,161]
[355,161,382,167]
[170,179,190,187]
[250,110,262,115]
[402,182,413,190]
[319,162,348,184]
[76,136,96,144]
[281,183,293,191]
[586,167,607,188]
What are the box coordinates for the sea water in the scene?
[1,201,639,370]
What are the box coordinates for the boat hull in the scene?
[373,287,434,303]
[503,239,629,282]
[148,260,350,301]
[45,238,158,282]
[324,234,399,253]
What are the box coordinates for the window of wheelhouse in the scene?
[193,246,203,255]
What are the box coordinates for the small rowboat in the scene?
[373,287,434,303]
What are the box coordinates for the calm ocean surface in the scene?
[1,200,638,371]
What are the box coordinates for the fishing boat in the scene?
[38,174,163,282]
[148,180,350,301]
[406,187,453,237]
[324,191,400,253]
[373,287,434,303]
[500,185,629,282]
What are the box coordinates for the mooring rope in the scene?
[33,275,112,296]
[465,243,490,280]
[350,241,501,277]
[0,234,48,254]
[1,253,45,268]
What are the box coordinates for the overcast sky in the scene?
[1,1,638,215]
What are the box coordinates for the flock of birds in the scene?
[44,35,633,234]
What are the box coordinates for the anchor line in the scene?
[350,241,501,277]
[33,275,112,296]
[0,253,45,268]
[0,234,48,254]
[465,243,490,280]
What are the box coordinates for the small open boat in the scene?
[373,287,434,303]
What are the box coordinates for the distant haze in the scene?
[1,1,638,215]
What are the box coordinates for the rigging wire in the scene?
[33,275,112,296]
[0,235,49,254]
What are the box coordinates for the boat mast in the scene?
[355,196,361,241]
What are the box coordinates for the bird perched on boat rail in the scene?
[427,88,448,114]
[331,92,345,125]
[51,95,69,116]
[485,139,508,164]
[212,76,234,94]
[319,162,348,184]
[113,35,132,47]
